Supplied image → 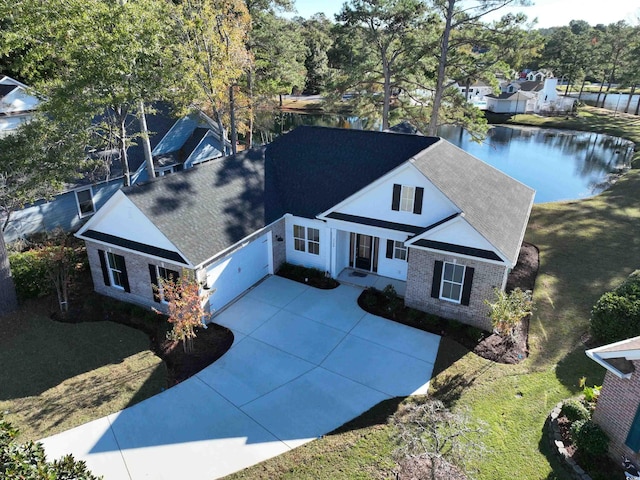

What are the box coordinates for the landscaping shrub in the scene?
[570,419,609,457]
[276,263,338,289]
[590,271,640,343]
[561,399,590,422]
[9,250,52,301]
[1,414,99,479]
[485,287,533,337]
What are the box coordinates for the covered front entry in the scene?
[206,232,272,313]
[349,233,380,273]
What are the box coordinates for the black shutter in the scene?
[431,260,443,298]
[149,264,160,303]
[461,267,474,306]
[118,255,131,293]
[386,239,394,259]
[98,250,110,286]
[413,187,424,214]
[392,184,401,211]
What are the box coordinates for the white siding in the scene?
[376,240,408,280]
[333,164,458,227]
[207,232,272,313]
[86,192,177,252]
[421,218,498,253]
[285,216,330,272]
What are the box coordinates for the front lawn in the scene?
[226,106,640,479]
[0,299,167,442]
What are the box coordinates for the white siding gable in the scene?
[80,191,179,254]
[326,163,458,228]
[0,88,39,114]
[422,217,499,253]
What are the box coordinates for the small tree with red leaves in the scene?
[160,270,211,354]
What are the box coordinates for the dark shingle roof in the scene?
[264,126,438,221]
[124,148,265,266]
[412,140,535,264]
[119,126,533,266]
[0,84,17,99]
[518,80,543,92]
[385,121,424,135]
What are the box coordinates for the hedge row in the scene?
[591,270,640,343]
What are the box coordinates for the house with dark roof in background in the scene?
[3,109,230,243]
[76,126,535,331]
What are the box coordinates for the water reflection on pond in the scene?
[255,111,634,203]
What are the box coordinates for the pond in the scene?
[438,125,634,203]
[255,111,634,203]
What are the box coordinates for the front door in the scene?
[355,234,372,271]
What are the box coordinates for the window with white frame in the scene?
[107,252,127,290]
[293,225,320,255]
[307,228,320,255]
[440,262,465,303]
[293,225,306,252]
[75,188,95,217]
[393,241,407,261]
[400,185,416,212]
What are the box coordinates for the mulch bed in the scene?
[358,242,539,364]
[159,325,234,386]
[556,414,623,480]
[276,263,339,289]
[470,242,538,363]
[47,260,234,387]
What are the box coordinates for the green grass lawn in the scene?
[0,299,167,442]
[227,106,640,479]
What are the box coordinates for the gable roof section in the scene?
[0,84,18,99]
[264,126,438,221]
[411,140,535,265]
[124,148,266,267]
[586,336,640,378]
[486,91,534,101]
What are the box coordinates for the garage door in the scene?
[207,232,272,313]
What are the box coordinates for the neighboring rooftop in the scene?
[0,84,18,99]
[586,336,640,378]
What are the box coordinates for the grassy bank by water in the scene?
[227,106,640,479]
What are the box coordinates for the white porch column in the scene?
[330,227,337,277]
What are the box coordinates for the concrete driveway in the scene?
[41,276,440,479]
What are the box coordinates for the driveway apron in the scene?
[41,276,440,479]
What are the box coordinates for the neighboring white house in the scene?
[487,78,573,114]
[455,80,494,107]
[485,90,536,114]
[0,76,39,137]
[76,126,535,331]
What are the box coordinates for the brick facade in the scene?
[593,362,640,461]
[404,248,508,331]
[86,218,287,312]
[86,240,174,311]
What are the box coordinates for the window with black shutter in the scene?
[104,251,130,292]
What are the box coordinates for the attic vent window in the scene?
[75,188,95,217]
